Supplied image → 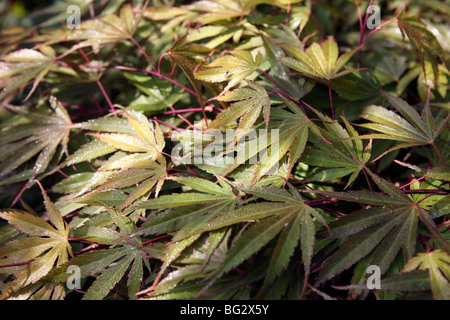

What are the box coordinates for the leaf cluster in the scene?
[0,0,449,300]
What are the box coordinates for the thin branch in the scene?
[128,36,156,72]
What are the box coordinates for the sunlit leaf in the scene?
[194,49,262,92]
[0,47,56,100]
[0,97,72,186]
[359,91,449,161]
[280,36,358,81]
[66,4,141,52]
[0,183,72,299]
[210,80,270,145]
[402,250,450,300]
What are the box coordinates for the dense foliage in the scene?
[0,0,449,300]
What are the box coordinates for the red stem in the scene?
[328,85,335,120]
[113,65,207,104]
[362,20,397,44]
[431,142,445,167]
[153,119,184,131]
[400,176,425,189]
[158,52,170,74]
[141,234,171,246]
[78,49,116,112]
[129,35,156,72]
[158,108,205,115]
[357,0,374,68]
[285,2,291,26]
[0,261,33,268]
[169,105,194,128]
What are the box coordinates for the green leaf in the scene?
[194,50,262,92]
[147,234,201,291]
[128,256,144,300]
[0,185,72,298]
[397,12,450,80]
[43,247,128,283]
[0,47,56,100]
[430,196,450,218]
[83,255,134,300]
[318,211,406,284]
[359,91,449,160]
[166,34,219,109]
[191,185,327,294]
[280,36,358,81]
[0,97,72,185]
[73,113,167,207]
[259,213,301,293]
[402,250,450,300]
[242,99,322,184]
[211,81,270,144]
[62,140,117,167]
[316,171,430,284]
[301,114,372,187]
[199,214,292,296]
[70,226,120,245]
[66,4,141,52]
[380,270,431,291]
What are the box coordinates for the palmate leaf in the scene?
[301,114,372,187]
[44,207,149,300]
[194,49,262,93]
[0,97,72,186]
[69,112,167,208]
[280,36,358,81]
[65,4,141,53]
[248,98,324,184]
[210,80,270,145]
[0,46,56,100]
[126,177,240,294]
[316,169,449,285]
[209,98,322,185]
[2,0,448,302]
[187,185,328,296]
[329,70,381,102]
[397,11,450,80]
[196,214,292,296]
[87,112,165,156]
[402,250,450,300]
[240,186,328,285]
[0,182,72,299]
[165,34,221,109]
[359,91,449,160]
[94,156,167,209]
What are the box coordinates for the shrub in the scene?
[0,0,448,300]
